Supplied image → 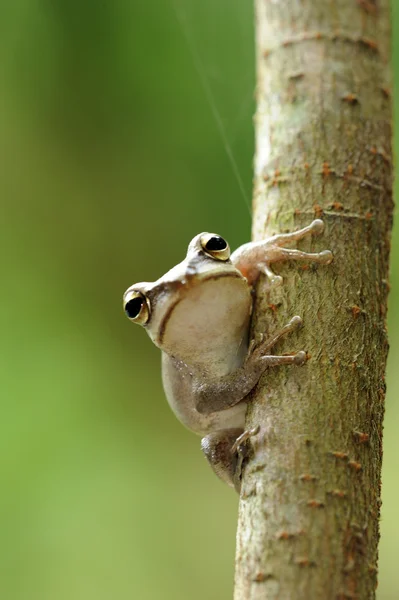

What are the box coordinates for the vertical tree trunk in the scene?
[234,1,393,599]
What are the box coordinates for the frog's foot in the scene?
[247,316,302,362]
[231,220,333,286]
[230,425,260,455]
[201,428,244,490]
[259,220,333,283]
[201,427,261,492]
[232,426,260,492]
[258,246,333,287]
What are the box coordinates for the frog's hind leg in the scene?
[201,427,259,492]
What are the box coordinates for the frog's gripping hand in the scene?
[231,219,333,287]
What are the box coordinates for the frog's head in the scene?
[123,233,250,361]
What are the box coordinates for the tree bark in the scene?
[234,1,393,599]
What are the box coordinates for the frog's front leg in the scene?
[231,219,333,285]
[194,317,305,415]
[201,427,259,491]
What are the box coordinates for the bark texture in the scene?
[234,1,393,599]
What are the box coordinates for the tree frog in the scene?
[123,220,332,491]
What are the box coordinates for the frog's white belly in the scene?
[161,353,247,435]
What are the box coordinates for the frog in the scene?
[123,219,332,491]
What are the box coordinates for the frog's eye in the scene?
[200,234,230,261]
[123,290,150,325]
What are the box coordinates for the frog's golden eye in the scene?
[124,290,150,325]
[200,234,230,261]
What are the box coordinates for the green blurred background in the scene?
[1,1,397,598]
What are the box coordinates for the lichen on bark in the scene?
[234,1,393,599]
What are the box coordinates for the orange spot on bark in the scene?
[313,204,324,217]
[332,201,344,211]
[295,557,315,567]
[357,0,377,14]
[328,489,347,498]
[342,93,359,104]
[254,572,270,582]
[330,451,349,460]
[348,461,362,471]
[360,37,379,51]
[353,431,369,444]
[381,87,391,98]
[300,474,318,482]
[322,161,333,178]
[277,531,293,540]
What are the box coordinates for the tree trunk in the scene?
[234,1,393,599]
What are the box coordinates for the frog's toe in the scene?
[289,315,302,329]
[319,250,333,264]
[310,219,325,234]
[294,351,307,365]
